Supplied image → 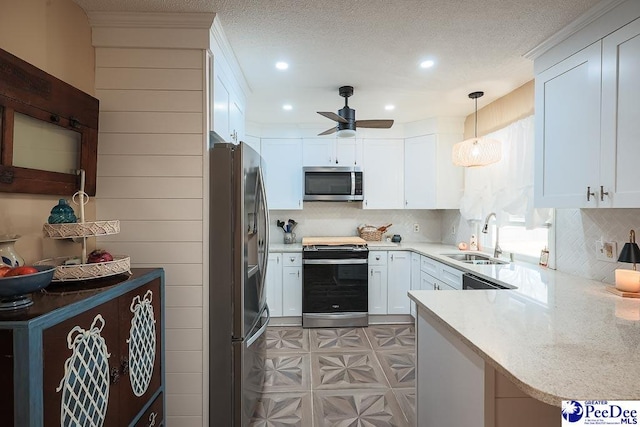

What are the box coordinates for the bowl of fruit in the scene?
[0,265,56,300]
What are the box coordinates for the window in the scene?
[481,212,554,265]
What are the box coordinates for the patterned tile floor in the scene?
[250,324,415,427]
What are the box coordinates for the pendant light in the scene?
[452,91,502,167]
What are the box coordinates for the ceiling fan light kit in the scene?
[452,91,502,167]
[317,86,394,137]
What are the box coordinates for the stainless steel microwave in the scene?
[303,166,364,201]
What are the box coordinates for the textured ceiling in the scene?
[74,0,602,127]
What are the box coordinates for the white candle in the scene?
[615,269,640,293]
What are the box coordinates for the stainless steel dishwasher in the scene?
[462,273,512,290]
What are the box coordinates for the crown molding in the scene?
[523,0,626,60]
[87,11,215,28]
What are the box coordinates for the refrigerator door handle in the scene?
[257,167,270,301]
[246,304,270,348]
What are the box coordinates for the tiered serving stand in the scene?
[36,170,131,282]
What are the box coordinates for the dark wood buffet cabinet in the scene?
[0,268,165,426]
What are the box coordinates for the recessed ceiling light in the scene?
[275,61,289,70]
[420,60,435,69]
[385,105,395,111]
[282,104,293,111]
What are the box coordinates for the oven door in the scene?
[302,258,368,313]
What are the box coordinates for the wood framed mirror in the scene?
[0,47,99,196]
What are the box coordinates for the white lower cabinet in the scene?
[439,263,463,290]
[410,253,421,318]
[368,251,388,315]
[369,250,412,315]
[387,251,411,315]
[267,252,302,317]
[419,255,463,290]
[266,253,283,316]
[282,254,302,316]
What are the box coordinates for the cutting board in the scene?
[606,286,640,298]
[302,236,367,246]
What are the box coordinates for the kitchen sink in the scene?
[441,253,509,265]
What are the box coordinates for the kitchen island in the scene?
[407,247,640,427]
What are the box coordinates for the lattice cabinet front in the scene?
[0,268,164,427]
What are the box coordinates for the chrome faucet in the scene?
[482,212,502,259]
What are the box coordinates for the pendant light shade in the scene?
[452,91,502,167]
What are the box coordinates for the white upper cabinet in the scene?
[212,64,230,141]
[404,135,436,209]
[261,139,303,210]
[601,18,640,207]
[211,56,245,144]
[362,139,404,209]
[229,97,245,143]
[535,6,640,208]
[302,138,362,166]
[535,42,602,208]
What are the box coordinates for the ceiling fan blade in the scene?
[317,111,348,123]
[318,126,338,136]
[355,119,394,129]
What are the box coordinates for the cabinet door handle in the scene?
[587,186,596,201]
[290,257,295,262]
[297,270,300,278]
[371,269,373,276]
[375,256,380,261]
[148,412,158,427]
[600,186,609,201]
[391,254,394,261]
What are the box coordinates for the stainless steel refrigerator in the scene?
[209,140,270,426]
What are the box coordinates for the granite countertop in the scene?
[269,239,640,406]
[405,244,640,407]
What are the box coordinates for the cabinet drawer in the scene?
[439,264,463,290]
[369,251,387,266]
[283,253,302,266]
[420,256,439,277]
[134,392,163,427]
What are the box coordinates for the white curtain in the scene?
[459,115,551,228]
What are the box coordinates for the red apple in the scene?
[87,250,114,264]
[5,266,38,277]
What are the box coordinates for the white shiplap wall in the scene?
[90,14,213,427]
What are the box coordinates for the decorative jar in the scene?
[48,199,77,224]
[0,235,25,268]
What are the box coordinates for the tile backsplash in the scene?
[271,204,640,285]
[270,202,442,244]
[555,208,640,284]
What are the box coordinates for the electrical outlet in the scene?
[413,223,420,233]
[595,240,618,262]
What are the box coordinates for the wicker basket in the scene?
[357,226,382,241]
[43,220,120,239]
[35,256,131,282]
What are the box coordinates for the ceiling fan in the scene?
[317,86,394,137]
